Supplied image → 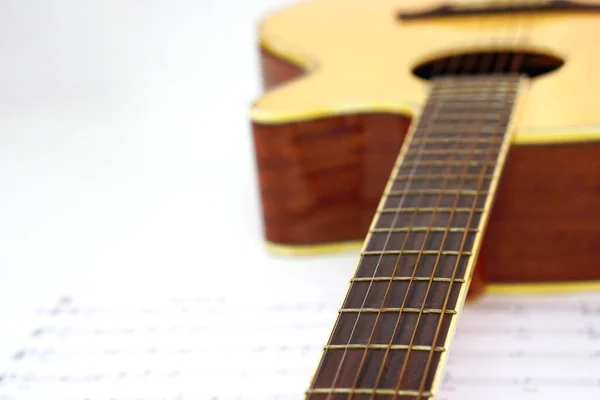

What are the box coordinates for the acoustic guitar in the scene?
[250,0,600,398]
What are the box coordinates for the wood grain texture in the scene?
[252,47,600,284]
[253,112,409,245]
[481,141,600,283]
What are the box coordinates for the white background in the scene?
[0,0,353,359]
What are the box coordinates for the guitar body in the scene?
[251,0,600,290]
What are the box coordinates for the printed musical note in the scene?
[1,291,600,399]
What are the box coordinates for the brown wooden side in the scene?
[481,141,600,283]
[254,48,410,246]
[252,47,600,283]
[253,112,410,245]
[259,48,306,89]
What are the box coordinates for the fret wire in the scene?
[430,89,517,95]
[393,174,495,181]
[429,87,514,93]
[404,149,499,155]
[418,106,510,114]
[351,277,466,283]
[345,161,444,390]
[418,112,509,119]
[431,84,518,91]
[361,250,472,256]
[338,308,457,315]
[418,117,508,125]
[410,138,503,144]
[309,115,433,398]
[424,97,509,104]
[434,85,518,90]
[392,150,480,390]
[417,77,522,396]
[411,144,501,152]
[403,154,500,161]
[420,110,512,118]
[392,77,519,395]
[435,79,518,86]
[342,75,464,396]
[433,81,518,87]
[306,388,433,397]
[324,344,445,352]
[415,122,506,133]
[410,124,505,134]
[423,99,507,107]
[373,79,497,394]
[386,189,488,196]
[430,90,516,97]
[422,106,507,114]
[370,227,478,233]
[435,76,520,84]
[307,76,518,399]
[401,160,496,167]
[380,207,485,213]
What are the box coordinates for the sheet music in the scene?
[1,287,600,400]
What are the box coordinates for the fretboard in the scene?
[305,75,524,399]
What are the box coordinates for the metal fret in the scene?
[399,160,496,167]
[338,308,457,315]
[306,388,434,397]
[386,189,488,196]
[324,344,446,352]
[351,277,466,283]
[418,112,506,120]
[411,138,503,144]
[361,250,472,256]
[410,124,506,134]
[429,92,516,100]
[433,81,519,87]
[404,149,499,156]
[396,164,495,176]
[306,75,523,400]
[379,207,485,213]
[414,142,502,151]
[423,99,506,107]
[431,88,517,96]
[432,82,519,91]
[392,173,495,180]
[370,227,478,233]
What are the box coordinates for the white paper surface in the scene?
[1,288,600,400]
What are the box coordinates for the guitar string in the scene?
[320,24,493,399]
[360,4,532,398]
[343,55,492,398]
[406,78,519,397]
[388,76,506,397]
[414,5,536,398]
[389,2,536,396]
[318,52,455,399]
[378,75,494,399]
[341,58,472,398]
[412,78,519,399]
[319,14,495,400]
[368,10,522,399]
[314,3,535,399]
[393,37,520,400]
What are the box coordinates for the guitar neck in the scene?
[305,75,525,399]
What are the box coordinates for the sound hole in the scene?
[412,51,563,79]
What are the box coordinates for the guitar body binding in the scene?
[253,47,600,289]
